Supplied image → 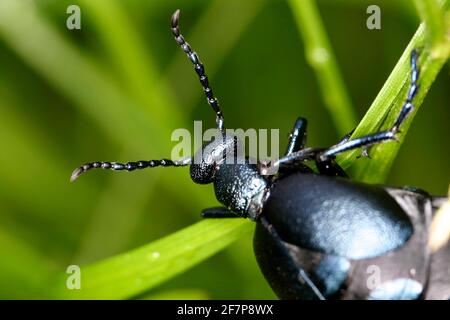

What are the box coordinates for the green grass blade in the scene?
[413,0,446,49]
[51,219,252,299]
[288,0,357,135]
[143,289,210,300]
[339,1,450,182]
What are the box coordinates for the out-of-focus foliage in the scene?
[0,0,448,299]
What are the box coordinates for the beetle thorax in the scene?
[213,161,268,220]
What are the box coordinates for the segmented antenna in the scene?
[70,158,191,182]
[171,9,225,130]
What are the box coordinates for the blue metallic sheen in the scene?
[264,173,413,259]
[368,278,423,300]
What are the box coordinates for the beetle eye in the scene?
[190,162,215,184]
[189,147,216,184]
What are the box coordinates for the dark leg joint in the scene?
[201,207,240,219]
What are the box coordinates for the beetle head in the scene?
[190,132,237,184]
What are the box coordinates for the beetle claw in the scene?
[357,148,371,159]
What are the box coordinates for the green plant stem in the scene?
[50,219,253,299]
[288,0,357,135]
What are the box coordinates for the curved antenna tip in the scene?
[70,167,83,182]
[171,9,181,27]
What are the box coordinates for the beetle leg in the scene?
[274,147,348,178]
[317,49,420,161]
[260,217,326,300]
[273,147,321,172]
[285,117,308,156]
[268,117,313,175]
[201,207,240,218]
[285,119,352,156]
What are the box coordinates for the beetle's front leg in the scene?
[201,207,240,218]
[263,118,312,176]
[285,117,308,156]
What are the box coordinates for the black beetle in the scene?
[71,10,449,300]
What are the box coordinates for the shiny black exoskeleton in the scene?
[71,10,449,300]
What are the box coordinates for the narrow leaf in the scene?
[51,219,252,299]
[338,1,450,182]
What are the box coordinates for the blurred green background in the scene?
[0,0,448,299]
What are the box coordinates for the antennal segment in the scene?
[70,158,191,182]
[171,9,225,130]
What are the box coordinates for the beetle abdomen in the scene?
[263,173,413,259]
